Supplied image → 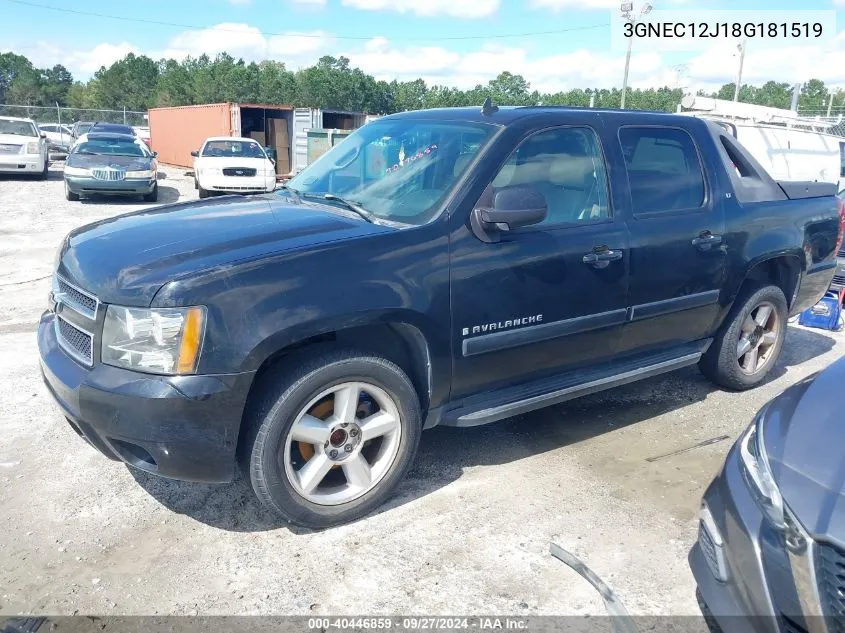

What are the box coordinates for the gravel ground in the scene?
[1,162,844,618]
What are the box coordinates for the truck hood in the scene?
[763,358,845,549]
[57,193,393,306]
[0,133,36,145]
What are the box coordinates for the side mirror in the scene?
[190,150,199,157]
[40,133,47,139]
[470,186,547,243]
[152,152,158,158]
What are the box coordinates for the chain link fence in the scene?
[791,110,845,138]
[0,104,147,127]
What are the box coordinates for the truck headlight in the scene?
[202,167,221,176]
[102,305,206,375]
[739,407,785,530]
[25,142,40,154]
[64,166,92,177]
[125,169,154,178]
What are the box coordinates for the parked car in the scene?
[691,356,845,633]
[132,126,151,149]
[63,132,158,202]
[191,137,277,198]
[69,121,94,142]
[39,106,843,528]
[0,115,48,179]
[38,123,74,153]
[74,122,137,148]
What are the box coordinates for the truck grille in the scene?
[222,167,256,177]
[92,168,126,181]
[0,143,22,154]
[56,315,93,366]
[816,542,845,631]
[57,276,98,318]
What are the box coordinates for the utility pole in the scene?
[826,93,833,117]
[790,83,801,112]
[733,39,746,102]
[620,1,652,110]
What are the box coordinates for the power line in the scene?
[3,0,609,42]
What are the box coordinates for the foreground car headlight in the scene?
[125,169,155,178]
[25,141,39,154]
[739,407,785,529]
[64,166,92,177]
[102,305,206,375]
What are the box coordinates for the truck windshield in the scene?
[285,119,497,225]
[0,119,38,137]
[202,140,266,158]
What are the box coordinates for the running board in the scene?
[443,351,703,427]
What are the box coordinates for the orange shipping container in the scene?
[148,103,234,168]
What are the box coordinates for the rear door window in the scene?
[618,127,706,216]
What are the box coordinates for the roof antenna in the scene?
[481,96,498,116]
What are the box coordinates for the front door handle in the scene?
[582,248,623,269]
[692,231,723,251]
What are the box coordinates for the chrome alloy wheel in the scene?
[736,301,780,375]
[283,382,402,506]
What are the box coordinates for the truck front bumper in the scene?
[0,154,43,174]
[201,174,275,194]
[65,176,156,196]
[38,311,255,483]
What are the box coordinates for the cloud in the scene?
[155,23,332,64]
[344,38,672,93]
[18,22,845,98]
[11,41,139,75]
[340,0,499,18]
[685,38,845,91]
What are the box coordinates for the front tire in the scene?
[64,181,79,201]
[142,183,158,202]
[198,186,209,199]
[242,349,422,528]
[38,157,48,180]
[700,283,787,390]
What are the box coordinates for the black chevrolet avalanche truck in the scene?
[39,106,843,527]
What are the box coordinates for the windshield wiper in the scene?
[279,184,302,202]
[321,194,377,224]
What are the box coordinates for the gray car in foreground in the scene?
[691,356,845,633]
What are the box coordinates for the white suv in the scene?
[0,116,48,179]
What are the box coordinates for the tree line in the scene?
[1,49,843,117]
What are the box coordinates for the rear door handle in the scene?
[692,231,723,251]
[582,249,623,269]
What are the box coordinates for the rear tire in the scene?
[142,183,158,203]
[64,181,79,201]
[242,348,422,529]
[699,283,787,391]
